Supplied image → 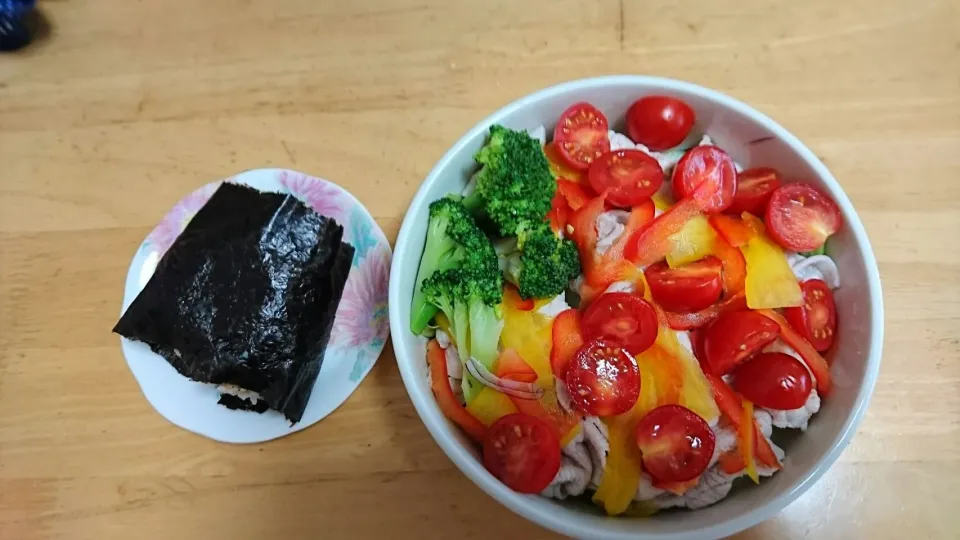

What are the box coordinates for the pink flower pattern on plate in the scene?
[145,182,219,256]
[277,170,346,223]
[332,244,391,350]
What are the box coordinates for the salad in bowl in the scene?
[389,77,882,539]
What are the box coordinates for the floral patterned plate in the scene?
[118,168,391,443]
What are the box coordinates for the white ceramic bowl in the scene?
[388,76,883,539]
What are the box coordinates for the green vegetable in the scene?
[410,196,499,334]
[499,223,581,300]
[801,244,827,257]
[462,125,556,236]
[422,266,504,402]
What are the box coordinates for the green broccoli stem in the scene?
[468,300,504,371]
[461,189,484,212]
[410,221,459,334]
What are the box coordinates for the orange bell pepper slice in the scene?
[557,179,594,211]
[550,309,584,379]
[495,348,538,383]
[712,234,747,296]
[709,214,754,247]
[705,373,781,470]
[504,284,534,311]
[758,309,833,396]
[427,340,486,442]
[544,142,585,183]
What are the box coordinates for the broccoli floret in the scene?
[463,125,556,236]
[422,266,504,402]
[500,223,581,300]
[410,196,498,334]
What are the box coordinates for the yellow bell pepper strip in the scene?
[427,340,486,442]
[739,213,803,309]
[740,399,760,483]
[665,215,717,268]
[544,142,585,183]
[593,333,720,514]
[501,295,582,445]
[466,388,518,427]
[758,309,833,396]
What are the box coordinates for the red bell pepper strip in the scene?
[427,340,487,442]
[568,194,606,256]
[662,291,748,330]
[624,198,703,268]
[550,309,584,379]
[546,191,570,235]
[558,179,594,211]
[705,373,781,470]
[758,309,833,396]
[712,235,746,296]
[708,214,754,248]
[495,348,539,383]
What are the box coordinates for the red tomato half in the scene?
[765,184,842,252]
[588,149,664,207]
[728,167,781,215]
[553,102,611,171]
[581,292,659,355]
[635,405,716,483]
[702,311,780,375]
[672,146,738,213]
[625,96,696,151]
[565,339,641,417]
[483,414,561,493]
[784,279,837,351]
[730,352,813,410]
[645,256,723,313]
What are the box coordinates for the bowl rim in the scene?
[388,75,884,539]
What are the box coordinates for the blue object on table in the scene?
[0,0,34,52]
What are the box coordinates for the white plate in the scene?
[119,168,391,443]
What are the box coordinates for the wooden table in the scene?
[2,1,958,538]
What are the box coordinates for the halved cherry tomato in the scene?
[553,102,611,171]
[784,279,837,351]
[730,352,813,410]
[427,340,486,442]
[728,167,781,215]
[662,290,747,330]
[483,413,561,493]
[759,309,832,396]
[702,311,780,375]
[645,256,723,313]
[550,309,584,379]
[672,146,738,213]
[765,183,842,252]
[557,178,594,211]
[708,214,754,248]
[581,292,658,355]
[565,339,641,416]
[635,405,715,483]
[625,96,695,151]
[588,149,664,207]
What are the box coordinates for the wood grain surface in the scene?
[1,1,958,538]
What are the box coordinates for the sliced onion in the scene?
[466,357,544,400]
[790,255,841,289]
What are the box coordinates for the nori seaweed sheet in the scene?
[114,183,354,424]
